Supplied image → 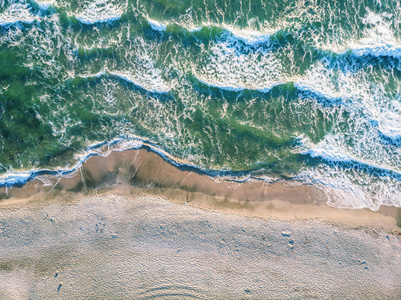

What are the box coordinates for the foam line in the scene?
[0,3,37,26]
[78,68,170,93]
[75,0,123,25]
[33,0,54,10]
[147,17,167,32]
[300,136,401,176]
[75,14,122,25]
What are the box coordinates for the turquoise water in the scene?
[1,0,401,209]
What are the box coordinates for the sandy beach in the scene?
[2,148,400,231]
[0,149,400,299]
[3,0,401,298]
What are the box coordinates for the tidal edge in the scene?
[1,148,400,234]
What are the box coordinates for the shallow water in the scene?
[1,0,401,209]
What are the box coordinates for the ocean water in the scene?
[1,0,401,210]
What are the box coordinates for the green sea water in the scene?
[1,0,401,209]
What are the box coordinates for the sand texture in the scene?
[0,191,400,299]
[1,149,401,299]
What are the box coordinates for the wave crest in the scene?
[79,68,171,93]
[75,0,123,25]
[0,2,37,26]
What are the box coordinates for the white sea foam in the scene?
[194,74,245,92]
[303,144,353,163]
[350,9,401,58]
[0,138,146,187]
[194,73,282,92]
[75,0,123,25]
[350,42,401,58]
[194,72,361,102]
[74,138,144,162]
[322,9,401,59]
[79,69,106,79]
[297,133,401,210]
[293,82,344,103]
[369,104,401,140]
[34,0,54,10]
[299,135,356,164]
[293,59,401,211]
[171,15,401,59]
[293,61,359,104]
[2,3,400,212]
[79,68,170,93]
[194,70,357,103]
[222,25,272,46]
[108,69,170,93]
[0,3,37,26]
[0,137,205,188]
[377,122,401,140]
[156,15,401,59]
[188,26,203,33]
[298,166,401,210]
[0,172,31,187]
[294,59,401,146]
[147,18,167,32]
[186,23,274,45]
[300,134,401,174]
[328,40,401,59]
[193,35,283,93]
[75,13,121,25]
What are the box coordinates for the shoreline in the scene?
[1,148,400,234]
[1,149,401,298]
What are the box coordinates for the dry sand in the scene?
[0,149,400,299]
[0,190,401,299]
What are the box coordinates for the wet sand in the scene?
[1,148,400,232]
[0,149,401,299]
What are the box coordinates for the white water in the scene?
[1,0,401,211]
[34,0,55,10]
[79,67,170,93]
[194,72,283,92]
[147,17,167,32]
[75,0,123,25]
[0,2,37,26]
